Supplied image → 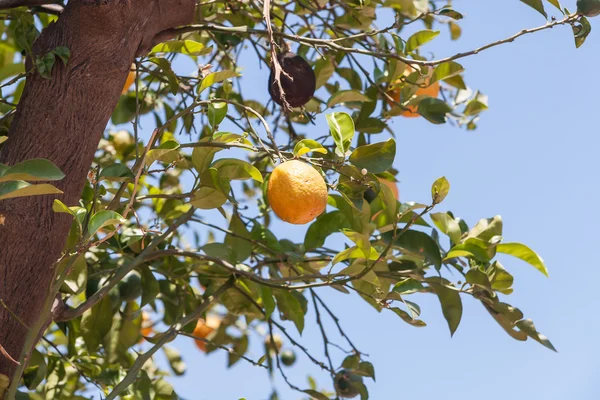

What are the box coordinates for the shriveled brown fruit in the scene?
[268,51,316,108]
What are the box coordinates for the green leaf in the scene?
[304,211,351,250]
[81,295,113,352]
[149,57,179,94]
[516,319,556,351]
[151,40,211,56]
[438,9,464,19]
[0,181,62,200]
[547,0,562,11]
[431,62,464,84]
[0,136,7,144]
[572,16,592,48]
[118,301,142,352]
[164,345,187,375]
[0,158,64,183]
[390,307,426,327]
[228,335,249,367]
[388,230,442,270]
[87,210,125,237]
[342,354,360,369]
[145,141,181,167]
[35,52,55,79]
[327,90,371,108]
[208,102,228,128]
[333,246,380,265]
[520,0,548,18]
[392,278,424,295]
[52,46,70,65]
[430,212,461,245]
[192,147,220,174]
[314,57,335,89]
[23,349,47,390]
[60,254,87,295]
[225,215,253,263]
[496,242,548,277]
[189,186,228,209]
[405,30,440,52]
[417,98,452,124]
[211,158,263,182]
[431,176,450,204]
[140,265,160,306]
[198,70,240,94]
[326,112,355,156]
[273,290,306,334]
[427,277,463,336]
[445,240,493,263]
[357,361,376,381]
[98,163,134,182]
[349,138,396,174]
[293,139,328,157]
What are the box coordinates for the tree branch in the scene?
[172,14,580,67]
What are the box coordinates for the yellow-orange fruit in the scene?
[267,160,328,225]
[192,315,221,352]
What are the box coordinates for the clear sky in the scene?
[133,1,600,399]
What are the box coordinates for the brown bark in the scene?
[0,0,194,383]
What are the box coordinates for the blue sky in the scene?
[130,1,600,399]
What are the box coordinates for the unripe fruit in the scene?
[280,349,296,366]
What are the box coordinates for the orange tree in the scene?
[0,0,595,399]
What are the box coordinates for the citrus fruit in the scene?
[334,369,364,398]
[192,315,221,352]
[122,64,136,94]
[267,160,328,224]
[141,311,153,337]
[268,50,316,108]
[280,349,296,366]
[387,67,440,118]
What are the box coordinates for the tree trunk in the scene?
[0,0,194,383]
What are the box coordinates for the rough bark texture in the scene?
[0,0,195,381]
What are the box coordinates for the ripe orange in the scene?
[387,68,440,118]
[141,312,153,337]
[122,64,136,94]
[192,315,221,352]
[267,160,328,224]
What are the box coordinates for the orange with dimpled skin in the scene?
[267,160,328,225]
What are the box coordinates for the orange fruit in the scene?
[141,314,153,337]
[138,311,153,343]
[192,315,221,352]
[122,64,136,94]
[267,160,328,224]
[387,68,440,118]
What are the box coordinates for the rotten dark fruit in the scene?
[268,50,316,108]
